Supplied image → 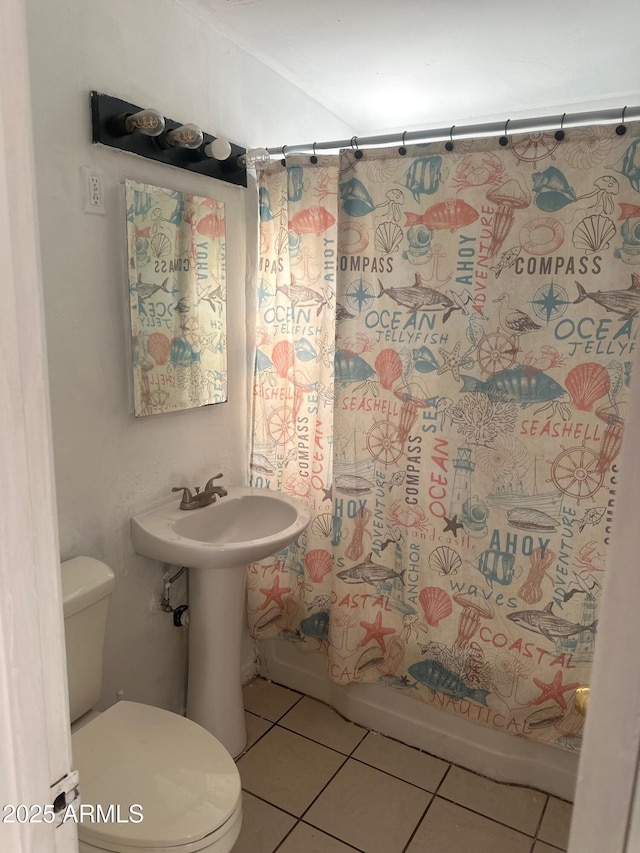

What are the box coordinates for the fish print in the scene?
[136,276,170,303]
[574,273,640,320]
[404,199,478,232]
[276,281,330,315]
[507,602,598,643]
[460,366,570,409]
[401,156,442,202]
[337,553,405,586]
[378,275,461,322]
[490,246,521,278]
[408,660,490,706]
[576,507,606,532]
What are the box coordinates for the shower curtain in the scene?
[249,125,640,750]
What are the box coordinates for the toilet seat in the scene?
[72,701,241,852]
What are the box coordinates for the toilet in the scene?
[61,556,242,853]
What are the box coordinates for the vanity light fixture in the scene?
[166,123,205,149]
[114,107,165,137]
[239,148,272,169]
[90,92,247,188]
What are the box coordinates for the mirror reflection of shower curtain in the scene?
[249,127,640,751]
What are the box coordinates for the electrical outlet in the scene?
[82,166,105,215]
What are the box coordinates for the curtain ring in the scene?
[310,142,318,164]
[616,105,628,136]
[280,144,287,167]
[555,112,566,141]
[399,131,407,156]
[445,125,455,152]
[499,119,511,147]
[351,136,363,159]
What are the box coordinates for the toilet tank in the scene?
[61,557,115,723]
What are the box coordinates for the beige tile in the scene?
[439,765,546,835]
[232,792,295,853]
[539,796,573,850]
[242,678,301,721]
[277,822,358,853]
[407,797,532,853]
[533,843,564,853]
[353,731,449,792]
[279,696,367,754]
[245,711,272,749]
[237,726,345,816]
[305,758,431,853]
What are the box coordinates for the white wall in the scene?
[25,0,353,715]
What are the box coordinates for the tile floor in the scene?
[234,678,573,853]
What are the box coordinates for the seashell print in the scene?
[428,546,462,577]
[360,158,397,183]
[304,549,333,583]
[339,178,375,216]
[354,646,385,675]
[413,345,439,373]
[524,706,564,731]
[259,187,273,222]
[419,587,453,627]
[374,348,403,390]
[271,340,295,378]
[564,126,615,169]
[150,232,172,259]
[311,512,334,539]
[572,215,616,254]
[146,332,171,366]
[288,206,336,235]
[507,508,558,532]
[250,453,274,475]
[294,337,317,362]
[170,337,200,366]
[565,362,611,411]
[253,606,282,632]
[374,221,403,254]
[287,166,304,202]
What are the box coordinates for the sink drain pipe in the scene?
[159,565,190,626]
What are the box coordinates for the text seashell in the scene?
[374,348,403,390]
[146,332,171,365]
[566,362,611,411]
[428,546,462,577]
[572,215,616,254]
[150,232,172,259]
[304,549,333,584]
[374,221,403,254]
[419,587,453,627]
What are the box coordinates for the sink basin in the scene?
[131,486,311,570]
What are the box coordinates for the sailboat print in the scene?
[486,458,561,516]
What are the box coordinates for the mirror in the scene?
[125,180,227,416]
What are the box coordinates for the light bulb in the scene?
[239,148,272,169]
[166,123,204,149]
[123,108,165,137]
[204,137,232,160]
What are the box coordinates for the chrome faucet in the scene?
[172,473,228,510]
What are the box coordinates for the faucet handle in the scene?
[204,474,224,490]
[172,486,197,508]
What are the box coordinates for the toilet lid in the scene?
[72,701,241,849]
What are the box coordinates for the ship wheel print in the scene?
[476,332,519,376]
[366,420,403,466]
[510,132,561,166]
[550,443,604,504]
[267,407,296,445]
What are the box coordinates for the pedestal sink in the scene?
[131,487,310,756]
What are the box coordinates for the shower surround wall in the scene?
[251,134,640,797]
[25,0,353,715]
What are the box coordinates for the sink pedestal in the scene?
[187,565,247,758]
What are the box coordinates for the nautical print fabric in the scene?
[249,126,640,750]
[126,180,227,415]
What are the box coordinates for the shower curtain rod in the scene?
[265,105,640,158]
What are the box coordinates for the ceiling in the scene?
[195,0,640,143]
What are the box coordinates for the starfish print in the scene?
[532,671,580,710]
[443,515,464,537]
[437,341,473,382]
[358,611,395,653]
[258,575,291,610]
